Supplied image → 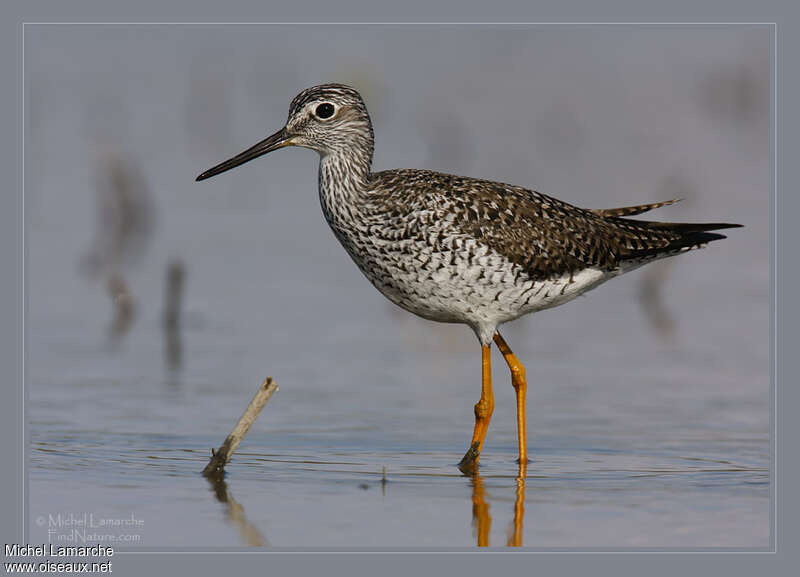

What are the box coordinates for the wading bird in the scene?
[196,84,741,475]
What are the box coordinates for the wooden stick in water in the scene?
[202,377,279,477]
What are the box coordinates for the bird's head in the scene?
[196,83,374,182]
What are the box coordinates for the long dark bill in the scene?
[195,127,292,181]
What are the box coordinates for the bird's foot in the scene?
[458,441,481,476]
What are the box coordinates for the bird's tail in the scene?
[619,220,743,261]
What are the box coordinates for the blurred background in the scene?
[25,24,770,548]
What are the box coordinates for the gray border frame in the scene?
[3,1,795,575]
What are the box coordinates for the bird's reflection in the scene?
[507,461,526,547]
[206,475,269,547]
[469,461,526,547]
[470,473,491,546]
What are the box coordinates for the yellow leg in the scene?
[493,332,528,468]
[459,345,494,473]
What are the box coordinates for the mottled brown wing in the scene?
[466,182,741,278]
[372,170,740,280]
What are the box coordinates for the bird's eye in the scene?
[315,102,335,119]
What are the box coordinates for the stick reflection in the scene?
[206,475,269,547]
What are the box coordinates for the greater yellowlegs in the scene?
[196,83,741,474]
